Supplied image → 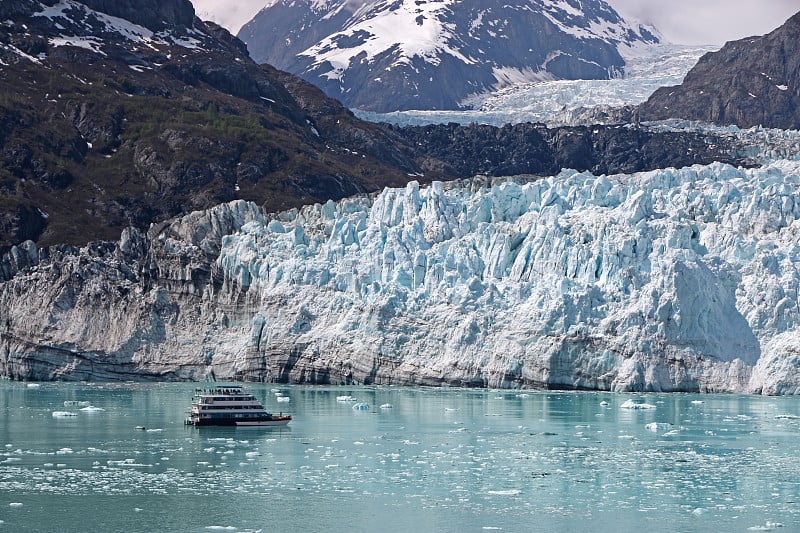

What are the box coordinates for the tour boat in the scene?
[185,385,291,427]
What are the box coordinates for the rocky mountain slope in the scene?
[0,0,420,251]
[0,0,742,255]
[639,10,800,129]
[239,0,659,112]
[2,159,799,395]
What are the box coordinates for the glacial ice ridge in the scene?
[2,161,800,393]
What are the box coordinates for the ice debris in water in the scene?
[52,411,77,417]
[620,399,656,410]
[80,406,105,412]
[64,401,91,407]
[645,422,673,432]
[336,396,357,402]
[748,522,785,531]
[352,403,370,411]
[276,396,290,403]
[380,403,394,409]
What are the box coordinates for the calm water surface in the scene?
[1,382,799,532]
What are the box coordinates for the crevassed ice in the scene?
[216,160,800,394]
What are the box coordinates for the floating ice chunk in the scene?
[599,400,609,406]
[691,400,704,405]
[486,489,521,496]
[276,396,290,403]
[26,383,40,388]
[52,411,77,417]
[64,400,91,407]
[774,414,799,420]
[271,388,282,393]
[620,399,656,410]
[380,403,394,409]
[352,402,370,410]
[336,395,357,402]
[747,522,784,531]
[80,405,105,412]
[205,527,237,531]
[9,502,23,507]
[645,422,673,432]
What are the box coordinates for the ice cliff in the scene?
[2,160,800,394]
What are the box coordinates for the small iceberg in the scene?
[26,383,40,388]
[352,402,370,411]
[52,411,78,418]
[336,395,357,402]
[486,489,521,496]
[80,405,105,412]
[379,403,394,409]
[599,400,609,406]
[774,414,799,420]
[64,400,92,407]
[747,521,784,531]
[645,422,673,432]
[620,399,656,410]
[276,396,290,403]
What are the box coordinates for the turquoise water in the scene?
[1,382,799,532]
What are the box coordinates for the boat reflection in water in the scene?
[185,385,291,427]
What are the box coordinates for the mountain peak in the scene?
[239,0,660,112]
[73,0,197,32]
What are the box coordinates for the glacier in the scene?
[2,158,800,394]
[355,44,717,127]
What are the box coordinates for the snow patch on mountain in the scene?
[31,0,209,54]
[305,0,473,82]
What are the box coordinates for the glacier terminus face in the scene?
[2,155,800,394]
[206,160,800,394]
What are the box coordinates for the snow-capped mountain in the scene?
[239,0,660,112]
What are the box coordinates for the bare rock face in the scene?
[638,11,800,129]
[78,0,197,31]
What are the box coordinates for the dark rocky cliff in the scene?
[639,11,800,129]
